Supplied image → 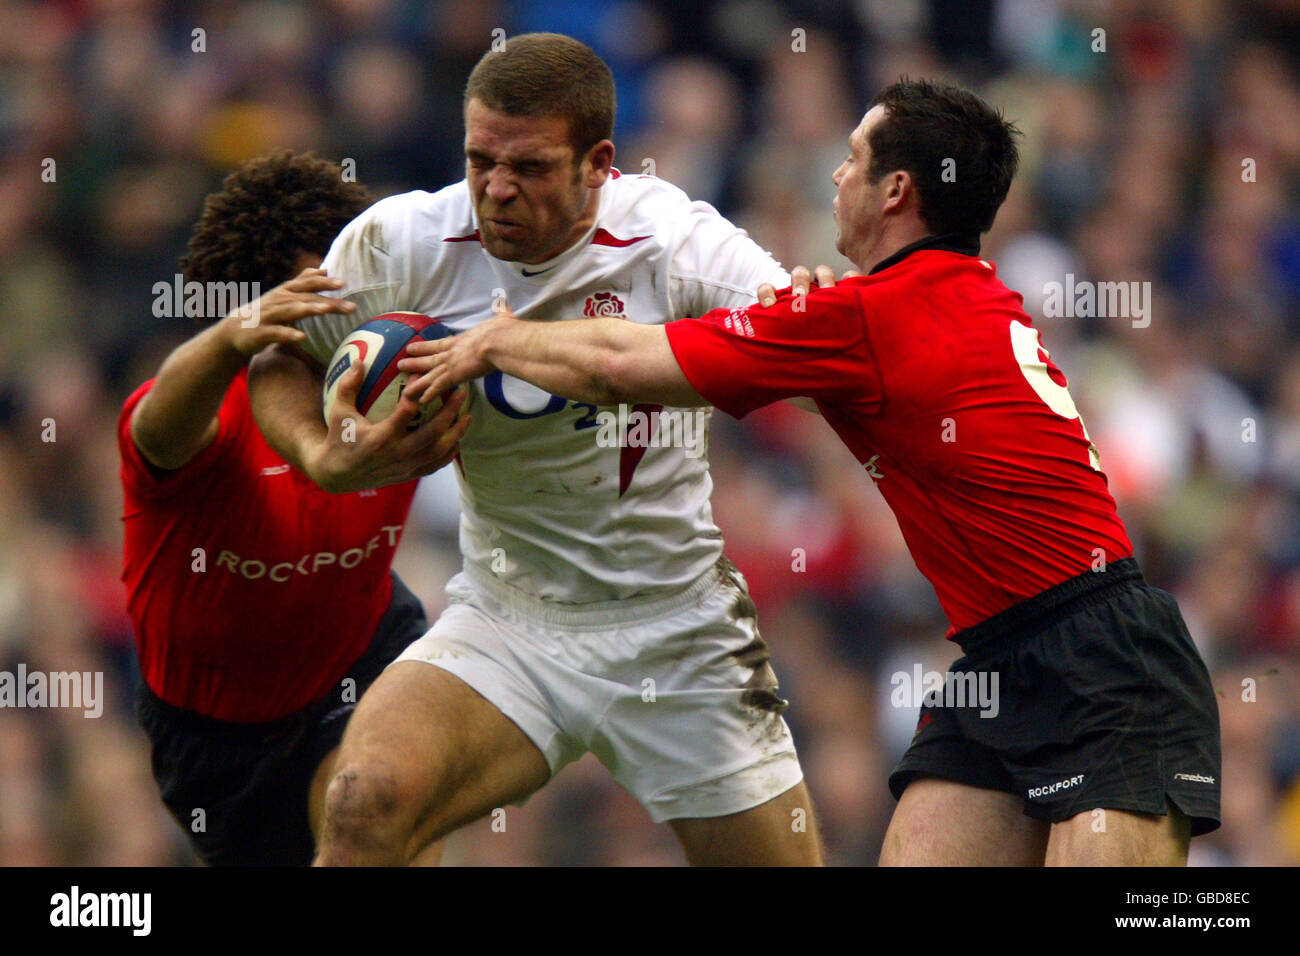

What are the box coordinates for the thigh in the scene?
[1045,802,1190,866]
[886,671,1040,865]
[333,659,550,859]
[307,574,432,844]
[881,777,1049,866]
[669,780,822,866]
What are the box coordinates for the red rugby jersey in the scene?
[119,369,418,722]
[666,241,1134,634]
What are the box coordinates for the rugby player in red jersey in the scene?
[119,152,465,865]
[407,80,1222,866]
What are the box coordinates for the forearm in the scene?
[480,317,704,407]
[247,344,328,475]
[130,323,245,469]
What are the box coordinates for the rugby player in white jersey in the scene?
[248,32,820,865]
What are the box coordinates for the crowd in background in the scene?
[1,0,1298,866]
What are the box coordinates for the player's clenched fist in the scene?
[220,267,357,356]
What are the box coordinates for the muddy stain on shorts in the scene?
[717,557,790,717]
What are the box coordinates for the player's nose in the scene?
[485,169,518,203]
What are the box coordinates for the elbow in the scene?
[245,349,276,409]
[589,348,636,406]
[129,411,205,471]
[132,432,182,471]
[247,345,290,394]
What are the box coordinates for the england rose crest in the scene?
[583,292,625,317]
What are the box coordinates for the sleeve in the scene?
[117,379,245,500]
[663,284,881,419]
[667,200,791,317]
[296,198,407,366]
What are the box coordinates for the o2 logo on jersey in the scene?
[1010,320,1101,470]
[481,369,663,497]
[483,370,598,429]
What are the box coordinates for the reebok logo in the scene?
[1174,772,1216,784]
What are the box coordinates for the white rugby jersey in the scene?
[299,172,789,603]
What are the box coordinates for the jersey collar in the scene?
[502,217,600,280]
[868,232,981,275]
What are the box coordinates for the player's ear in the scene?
[583,139,615,187]
[883,170,911,214]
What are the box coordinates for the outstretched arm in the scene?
[400,265,857,414]
[399,307,706,409]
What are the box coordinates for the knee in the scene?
[318,762,419,861]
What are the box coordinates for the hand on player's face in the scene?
[756,265,862,308]
[397,306,517,402]
[221,268,356,357]
[311,359,469,493]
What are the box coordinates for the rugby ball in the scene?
[322,312,460,428]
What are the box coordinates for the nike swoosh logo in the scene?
[520,266,555,277]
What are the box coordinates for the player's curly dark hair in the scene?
[179,151,372,320]
[866,79,1021,237]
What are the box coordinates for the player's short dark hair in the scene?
[866,79,1021,236]
[179,150,372,320]
[464,32,615,159]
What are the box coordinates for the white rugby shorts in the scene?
[394,556,803,822]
